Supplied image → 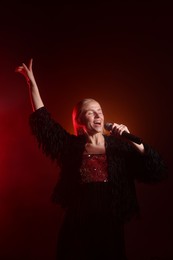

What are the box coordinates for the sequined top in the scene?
[80,154,108,183]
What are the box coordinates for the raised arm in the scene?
[15,58,44,111]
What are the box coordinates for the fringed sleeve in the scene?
[128,142,168,183]
[29,107,69,162]
[105,136,168,222]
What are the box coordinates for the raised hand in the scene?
[15,58,35,86]
[15,58,44,111]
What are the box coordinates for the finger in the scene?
[22,63,29,72]
[112,123,119,129]
[119,125,130,135]
[112,123,129,135]
[116,126,123,135]
[29,58,33,70]
[112,123,119,128]
[119,127,126,135]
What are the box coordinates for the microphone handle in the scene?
[121,131,143,145]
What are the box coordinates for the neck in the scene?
[86,133,104,145]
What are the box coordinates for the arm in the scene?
[16,59,71,161]
[15,58,44,111]
[112,123,167,182]
[29,107,70,161]
[128,142,168,183]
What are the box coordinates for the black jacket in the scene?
[29,107,167,222]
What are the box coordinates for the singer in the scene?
[15,58,167,260]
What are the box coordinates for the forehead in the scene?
[82,100,102,111]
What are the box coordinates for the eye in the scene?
[87,111,94,116]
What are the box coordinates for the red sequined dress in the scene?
[80,153,108,183]
[57,153,127,259]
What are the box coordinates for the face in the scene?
[80,100,104,135]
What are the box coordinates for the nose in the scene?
[94,112,100,118]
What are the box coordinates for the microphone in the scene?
[104,122,143,145]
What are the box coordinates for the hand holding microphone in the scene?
[104,122,143,145]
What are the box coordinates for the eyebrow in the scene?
[86,106,102,110]
[85,108,102,112]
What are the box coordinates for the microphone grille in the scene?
[104,122,113,131]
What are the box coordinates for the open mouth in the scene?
[94,122,101,126]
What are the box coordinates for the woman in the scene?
[15,59,167,260]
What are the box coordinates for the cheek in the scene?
[84,119,93,129]
[87,117,94,124]
[84,115,92,122]
[80,118,89,127]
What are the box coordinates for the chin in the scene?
[95,128,103,133]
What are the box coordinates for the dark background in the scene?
[0,2,172,260]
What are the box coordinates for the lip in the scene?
[94,120,101,124]
[93,122,103,129]
[93,122,101,126]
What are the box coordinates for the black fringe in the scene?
[29,107,168,223]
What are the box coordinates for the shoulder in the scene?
[104,134,129,149]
